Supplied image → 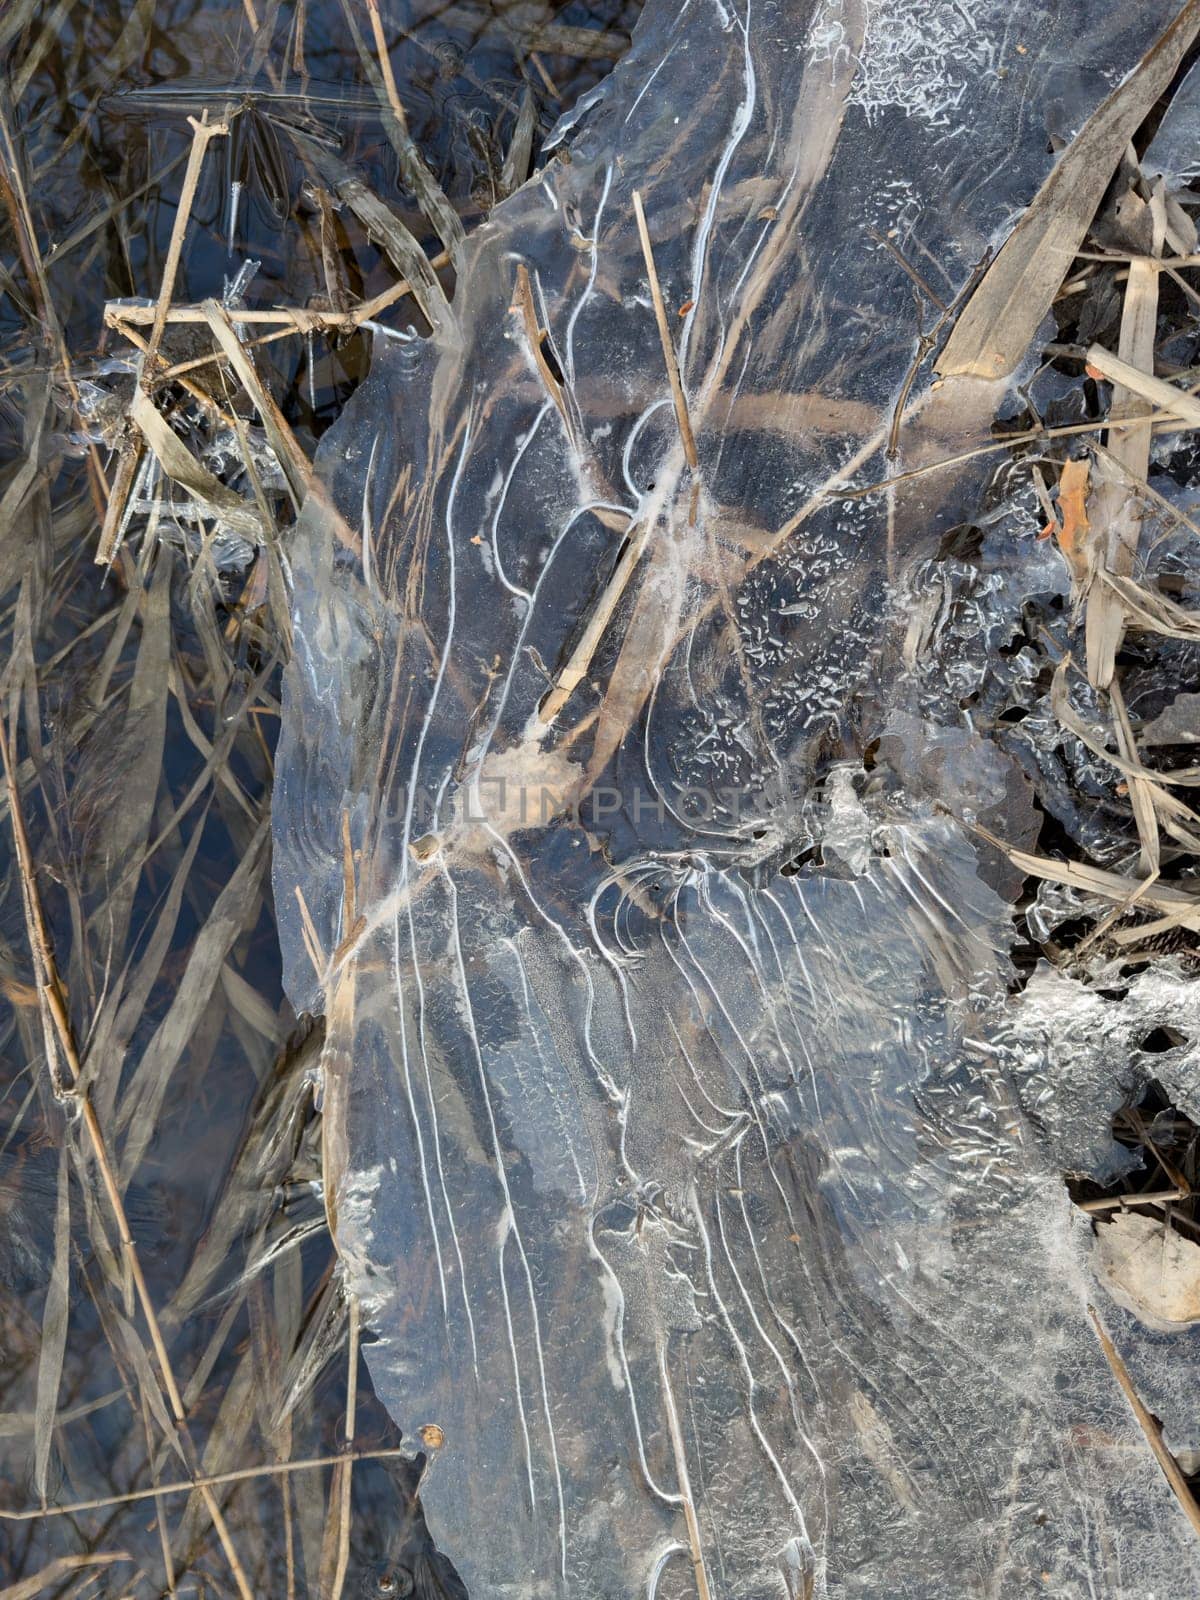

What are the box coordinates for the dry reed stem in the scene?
[105,252,449,331]
[632,189,699,472]
[536,521,646,725]
[365,0,409,133]
[0,1448,409,1523]
[656,1340,713,1600]
[1085,255,1159,690]
[0,1551,133,1598]
[142,112,230,380]
[0,718,255,1600]
[328,1295,360,1600]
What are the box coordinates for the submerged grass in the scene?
[0,0,635,1592]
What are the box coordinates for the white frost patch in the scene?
[336,1160,385,1293]
[811,0,997,127]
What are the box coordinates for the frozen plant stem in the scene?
[1089,1306,1200,1540]
[632,189,699,474]
[329,1295,361,1600]
[657,1340,713,1600]
[365,0,410,133]
[0,1448,411,1522]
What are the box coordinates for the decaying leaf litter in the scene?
[6,0,1200,1595]
[0,0,634,1593]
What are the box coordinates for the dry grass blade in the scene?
[537,521,645,725]
[364,0,409,133]
[1050,657,1200,787]
[335,0,464,264]
[977,825,1200,930]
[1110,678,1160,875]
[1100,570,1200,637]
[499,88,537,198]
[288,130,452,332]
[89,545,173,959]
[1,722,256,1598]
[95,438,146,569]
[1086,340,1200,431]
[937,0,1200,378]
[519,21,627,59]
[117,818,271,1184]
[0,1552,132,1599]
[0,378,49,558]
[0,1449,409,1523]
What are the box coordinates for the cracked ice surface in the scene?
[274,0,1200,1593]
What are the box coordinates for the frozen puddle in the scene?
[274,1,1200,1593]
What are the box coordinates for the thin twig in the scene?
[1089,1304,1200,1541]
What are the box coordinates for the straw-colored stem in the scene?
[632,189,699,472]
[0,1448,410,1523]
[329,1296,361,1600]
[365,0,409,133]
[142,113,230,381]
[1089,1305,1200,1540]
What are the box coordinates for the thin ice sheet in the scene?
[274,1,1200,1594]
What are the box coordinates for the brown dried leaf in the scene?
[1052,456,1091,582]
[1094,1212,1200,1329]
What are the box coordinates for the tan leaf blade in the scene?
[937,0,1200,378]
